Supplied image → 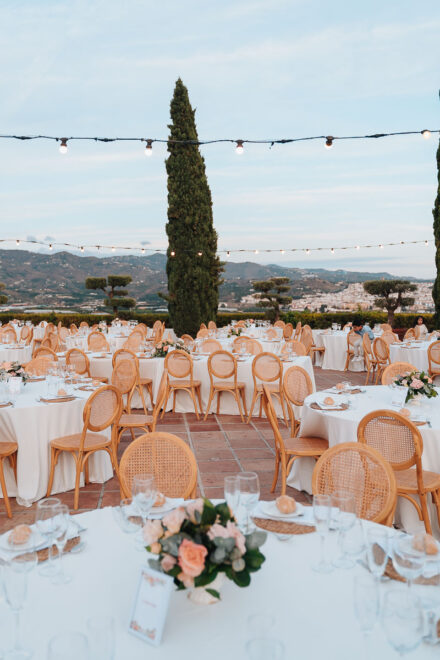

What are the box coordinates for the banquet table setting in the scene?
[0,343,32,365]
[389,338,437,373]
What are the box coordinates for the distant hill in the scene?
[0,249,424,309]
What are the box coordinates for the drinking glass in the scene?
[132,474,156,526]
[392,535,425,590]
[312,494,332,573]
[3,549,37,660]
[247,613,275,639]
[113,498,142,534]
[238,472,260,535]
[331,491,356,569]
[382,589,423,656]
[52,504,72,585]
[246,638,284,659]
[35,497,62,577]
[343,519,365,564]
[365,526,389,579]
[87,615,115,660]
[47,632,89,660]
[353,575,379,638]
[224,476,240,518]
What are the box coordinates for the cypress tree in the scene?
[165,78,223,337]
[432,139,440,326]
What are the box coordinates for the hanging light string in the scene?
[0,128,437,154]
[1,237,433,256]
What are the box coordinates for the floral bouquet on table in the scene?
[145,499,266,603]
[0,361,28,384]
[227,327,243,338]
[152,340,190,358]
[394,370,438,403]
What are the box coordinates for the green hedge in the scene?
[281,311,434,331]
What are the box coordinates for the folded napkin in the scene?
[310,402,349,411]
[148,498,185,519]
[253,501,315,526]
[0,519,86,562]
[40,395,76,403]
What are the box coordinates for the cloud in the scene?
[140,240,151,245]
[26,235,37,242]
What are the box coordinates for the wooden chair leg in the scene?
[0,457,12,518]
[258,392,263,418]
[73,453,83,511]
[279,392,289,428]
[46,447,58,496]
[204,388,215,421]
[247,390,258,423]
[240,388,248,417]
[189,388,199,420]
[216,390,221,415]
[432,490,440,527]
[172,388,177,414]
[419,492,433,534]
[8,452,17,480]
[84,459,90,485]
[160,385,170,419]
[234,390,244,423]
[270,453,280,492]
[196,386,203,417]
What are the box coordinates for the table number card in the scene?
[128,566,174,647]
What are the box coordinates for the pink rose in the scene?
[177,539,208,578]
[177,571,194,589]
[208,521,246,555]
[142,519,163,546]
[208,523,231,541]
[163,507,187,534]
[164,345,169,352]
[428,378,433,384]
[186,498,204,523]
[150,542,162,554]
[410,378,423,389]
[2,362,12,371]
[161,554,177,572]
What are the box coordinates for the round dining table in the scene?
[0,343,32,365]
[0,506,437,659]
[0,379,112,507]
[312,330,365,372]
[287,385,440,537]
[389,339,437,374]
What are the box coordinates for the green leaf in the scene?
[231,568,251,587]
[215,502,231,524]
[245,549,266,571]
[205,589,220,600]
[200,499,217,526]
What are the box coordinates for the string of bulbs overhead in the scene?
[0,128,437,155]
[2,237,433,257]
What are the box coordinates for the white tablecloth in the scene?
[313,331,364,372]
[0,344,32,364]
[0,381,112,505]
[87,352,316,417]
[390,340,436,373]
[287,385,440,536]
[1,506,436,659]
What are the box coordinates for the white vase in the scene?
[187,573,225,605]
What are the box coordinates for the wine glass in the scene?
[224,476,240,519]
[353,575,379,641]
[382,589,423,656]
[87,615,115,660]
[47,632,89,660]
[132,474,156,527]
[365,526,390,580]
[113,498,142,535]
[3,547,37,660]
[51,504,72,585]
[35,497,62,577]
[312,494,332,573]
[238,472,260,535]
[343,519,365,565]
[331,491,356,569]
[246,638,285,659]
[392,535,425,590]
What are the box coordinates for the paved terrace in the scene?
[0,368,366,533]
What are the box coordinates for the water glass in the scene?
[353,575,379,636]
[87,615,115,660]
[312,494,332,573]
[224,476,240,518]
[238,472,260,535]
[331,491,356,569]
[113,499,142,534]
[132,474,156,526]
[382,589,423,656]
[3,549,37,660]
[343,519,365,564]
[246,638,284,659]
[35,497,62,577]
[365,527,389,579]
[392,535,425,590]
[47,632,89,660]
[247,613,275,639]
[52,504,72,585]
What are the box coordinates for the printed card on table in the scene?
[129,566,174,646]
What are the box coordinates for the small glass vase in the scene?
[187,573,225,605]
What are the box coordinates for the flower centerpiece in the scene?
[227,327,243,338]
[145,499,266,604]
[152,340,190,358]
[394,370,438,404]
[0,361,28,384]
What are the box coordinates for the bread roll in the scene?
[57,388,67,396]
[336,383,344,391]
[8,524,32,546]
[276,495,296,514]
[153,492,166,508]
[399,408,411,418]
[324,396,335,405]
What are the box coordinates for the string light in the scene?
[111,247,115,252]
[49,243,53,250]
[226,251,230,257]
[141,247,145,254]
[254,249,259,254]
[235,140,244,155]
[325,136,333,149]
[425,240,429,246]
[58,138,68,154]
[422,129,431,139]
[306,249,310,255]
[144,139,153,156]
[170,250,175,257]
[197,251,203,256]
[80,246,84,252]
[16,239,20,246]
[330,248,335,254]
[356,245,360,250]
[280,249,285,254]
[379,244,384,249]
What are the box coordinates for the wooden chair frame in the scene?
[247,352,288,425]
[204,350,247,422]
[162,350,203,419]
[0,442,18,518]
[283,365,313,437]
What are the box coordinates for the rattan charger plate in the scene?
[16,536,81,563]
[253,517,315,535]
[0,401,13,408]
[310,402,349,412]
[384,558,440,586]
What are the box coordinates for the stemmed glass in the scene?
[113,498,142,535]
[132,474,156,528]
[365,526,390,580]
[392,535,425,590]
[312,494,332,573]
[238,472,260,535]
[47,632,89,660]
[331,491,356,569]
[35,497,61,577]
[246,638,285,659]
[3,545,38,660]
[353,575,379,656]
[382,589,423,656]
[52,504,72,585]
[224,476,240,519]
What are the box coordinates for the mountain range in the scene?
[0,249,424,310]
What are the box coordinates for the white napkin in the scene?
[148,498,185,519]
[0,518,86,562]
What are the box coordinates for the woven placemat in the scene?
[27,377,46,383]
[384,558,440,586]
[0,401,13,408]
[310,402,349,411]
[40,396,76,404]
[336,388,362,395]
[16,536,81,563]
[77,385,98,392]
[253,517,315,535]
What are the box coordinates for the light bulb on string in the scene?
[421,130,431,139]
[197,251,203,257]
[425,240,429,246]
[59,138,68,154]
[325,136,333,149]
[141,248,145,254]
[379,244,384,249]
[254,249,259,254]
[80,246,84,253]
[280,249,285,254]
[16,239,20,246]
[170,250,175,257]
[235,140,244,155]
[330,248,335,254]
[356,245,360,250]
[144,139,153,156]
[111,247,115,252]
[306,249,310,255]
[49,243,53,251]
[226,251,230,258]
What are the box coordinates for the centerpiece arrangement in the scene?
[145,499,266,604]
[394,370,438,403]
[0,361,28,384]
[152,340,190,358]
[227,327,243,338]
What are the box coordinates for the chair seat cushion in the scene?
[396,468,440,492]
[51,432,109,451]
[285,436,329,455]
[169,380,201,388]
[213,381,245,390]
[0,442,18,457]
[119,413,153,427]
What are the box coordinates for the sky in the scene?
[0,0,439,278]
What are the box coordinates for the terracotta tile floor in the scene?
[0,368,366,533]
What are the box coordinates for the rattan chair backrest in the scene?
[373,337,389,364]
[347,331,361,349]
[201,339,222,354]
[111,359,137,395]
[83,385,121,433]
[312,442,397,524]
[293,321,302,340]
[70,323,78,334]
[283,366,313,406]
[66,348,89,375]
[0,328,16,343]
[24,356,54,375]
[252,352,282,383]
[233,336,249,351]
[381,332,397,346]
[362,333,372,356]
[152,320,162,332]
[20,326,32,342]
[196,328,209,339]
[200,323,207,330]
[381,362,417,385]
[119,432,198,499]
[281,340,307,356]
[112,348,139,369]
[404,328,416,340]
[300,331,313,354]
[283,323,293,339]
[79,322,89,328]
[88,331,109,351]
[428,340,440,370]
[245,338,263,355]
[208,321,217,330]
[208,350,236,381]
[136,323,148,336]
[265,328,278,340]
[381,324,392,333]
[164,349,193,380]
[151,370,168,426]
[262,385,286,462]
[274,320,285,328]
[123,332,143,350]
[357,409,422,471]
[33,346,58,361]
[235,321,246,328]
[180,334,194,346]
[58,327,69,342]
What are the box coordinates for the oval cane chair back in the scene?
[381,332,397,346]
[70,323,78,334]
[111,359,137,397]
[20,326,33,344]
[66,348,90,375]
[208,321,217,331]
[196,328,209,339]
[427,341,440,375]
[274,320,285,328]
[0,328,17,343]
[79,322,89,329]
[300,330,313,355]
[235,321,246,329]
[136,323,148,337]
[151,370,169,427]
[201,338,222,354]
[281,340,307,356]
[293,321,302,340]
[252,352,282,384]
[283,323,293,339]
[112,348,139,369]
[208,350,236,383]
[347,331,361,351]
[58,326,69,343]
[152,320,162,332]
[83,385,121,434]
[373,337,390,366]
[265,328,278,340]
[180,334,194,346]
[245,338,263,355]
[362,333,373,357]
[414,325,421,339]
[233,336,249,351]
[283,366,313,406]
[200,323,207,330]
[381,362,417,386]
[164,349,193,380]
[302,324,312,334]
[88,331,110,352]
[119,432,198,499]
[312,442,397,525]
[381,324,392,333]
[24,356,54,375]
[404,328,416,340]
[262,385,287,463]
[33,346,58,361]
[123,332,143,351]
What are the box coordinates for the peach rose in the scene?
[2,362,12,371]
[163,507,186,534]
[163,345,169,352]
[177,571,194,589]
[410,378,423,389]
[150,542,162,554]
[161,554,177,572]
[142,519,163,546]
[186,498,204,523]
[178,539,207,578]
[428,378,433,384]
